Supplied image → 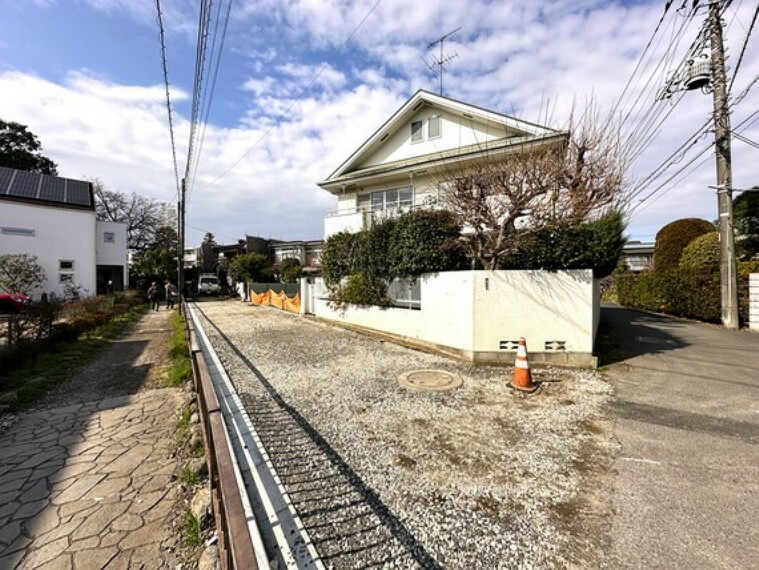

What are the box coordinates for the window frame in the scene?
[411,120,423,143]
[428,114,441,139]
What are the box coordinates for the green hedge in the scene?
[499,211,625,278]
[321,210,465,304]
[617,261,759,325]
[679,231,719,268]
[653,218,715,271]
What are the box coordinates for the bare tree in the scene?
[440,108,627,269]
[92,179,173,250]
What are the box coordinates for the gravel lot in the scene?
[193,299,615,569]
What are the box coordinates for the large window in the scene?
[369,187,413,211]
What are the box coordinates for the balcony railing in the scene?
[325,201,431,218]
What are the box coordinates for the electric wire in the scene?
[196,0,382,193]
[155,0,181,200]
[729,2,759,93]
[184,0,213,184]
[187,0,234,206]
[628,109,759,217]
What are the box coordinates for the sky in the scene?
[1,0,757,246]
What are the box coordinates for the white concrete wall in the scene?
[313,272,475,351]
[471,270,596,354]
[750,274,759,332]
[0,202,96,298]
[312,270,597,363]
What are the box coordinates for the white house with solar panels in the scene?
[0,166,128,299]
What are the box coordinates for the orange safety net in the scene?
[250,289,300,314]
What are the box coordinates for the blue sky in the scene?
[1,0,758,246]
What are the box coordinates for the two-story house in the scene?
[0,166,128,298]
[317,89,565,238]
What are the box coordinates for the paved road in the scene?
[0,310,183,569]
[601,304,759,569]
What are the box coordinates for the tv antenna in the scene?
[426,27,461,96]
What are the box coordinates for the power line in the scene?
[628,109,759,218]
[184,0,213,183]
[188,0,234,206]
[155,0,181,200]
[196,0,382,193]
[729,1,759,93]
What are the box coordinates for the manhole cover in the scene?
[398,369,463,392]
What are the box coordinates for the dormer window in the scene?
[411,121,423,143]
[429,115,441,139]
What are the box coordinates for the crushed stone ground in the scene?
[194,298,616,568]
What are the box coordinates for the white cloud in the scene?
[3,0,759,247]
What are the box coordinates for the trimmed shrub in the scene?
[321,210,466,305]
[653,218,715,271]
[499,211,626,278]
[333,272,389,307]
[387,210,466,278]
[679,231,719,268]
[321,231,362,288]
[617,261,759,325]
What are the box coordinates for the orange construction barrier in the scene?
[511,337,537,392]
[250,287,299,313]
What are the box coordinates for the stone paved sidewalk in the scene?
[0,310,184,569]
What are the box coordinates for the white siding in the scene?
[358,109,511,168]
[0,202,97,298]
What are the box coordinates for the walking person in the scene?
[147,282,160,311]
[165,281,178,310]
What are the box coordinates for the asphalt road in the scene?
[601,304,759,569]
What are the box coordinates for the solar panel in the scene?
[0,167,15,193]
[7,170,40,199]
[66,180,91,206]
[39,175,66,202]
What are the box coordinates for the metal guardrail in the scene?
[184,303,259,570]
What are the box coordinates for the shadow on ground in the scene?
[596,304,689,366]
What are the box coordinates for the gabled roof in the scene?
[318,89,562,189]
[0,166,94,211]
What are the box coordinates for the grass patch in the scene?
[179,466,201,486]
[181,511,201,547]
[0,304,145,411]
[167,312,192,387]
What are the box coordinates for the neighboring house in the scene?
[317,89,565,238]
[0,166,128,298]
[620,241,655,272]
[270,240,323,273]
[186,236,323,275]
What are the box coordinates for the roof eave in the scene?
[318,131,568,193]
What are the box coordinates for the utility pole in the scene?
[658,0,739,329]
[709,0,739,329]
[178,178,186,315]
[426,27,460,96]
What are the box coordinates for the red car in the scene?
[0,292,29,313]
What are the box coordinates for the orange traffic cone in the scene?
[511,337,537,392]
